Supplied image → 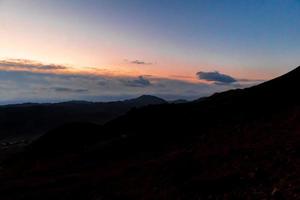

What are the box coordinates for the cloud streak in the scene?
[52,87,88,93]
[0,59,67,71]
[130,60,153,65]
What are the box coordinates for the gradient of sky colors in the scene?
[0,0,300,103]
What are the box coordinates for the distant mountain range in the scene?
[1,67,300,199]
[0,95,167,141]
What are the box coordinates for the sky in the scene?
[0,0,300,103]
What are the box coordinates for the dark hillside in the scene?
[1,67,300,199]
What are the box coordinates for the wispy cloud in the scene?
[128,59,153,65]
[0,59,67,71]
[52,87,88,93]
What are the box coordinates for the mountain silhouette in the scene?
[1,67,300,200]
[123,95,167,105]
[0,95,166,142]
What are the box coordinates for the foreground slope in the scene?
[1,67,300,199]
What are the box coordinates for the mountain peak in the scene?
[136,95,164,100]
[124,95,167,106]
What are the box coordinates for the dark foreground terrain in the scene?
[1,67,300,199]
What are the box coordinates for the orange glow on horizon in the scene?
[0,54,278,85]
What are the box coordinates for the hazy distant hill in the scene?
[0,95,167,141]
[169,99,189,104]
[1,67,300,200]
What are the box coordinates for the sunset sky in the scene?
[1,0,300,103]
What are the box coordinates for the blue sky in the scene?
[0,0,299,103]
